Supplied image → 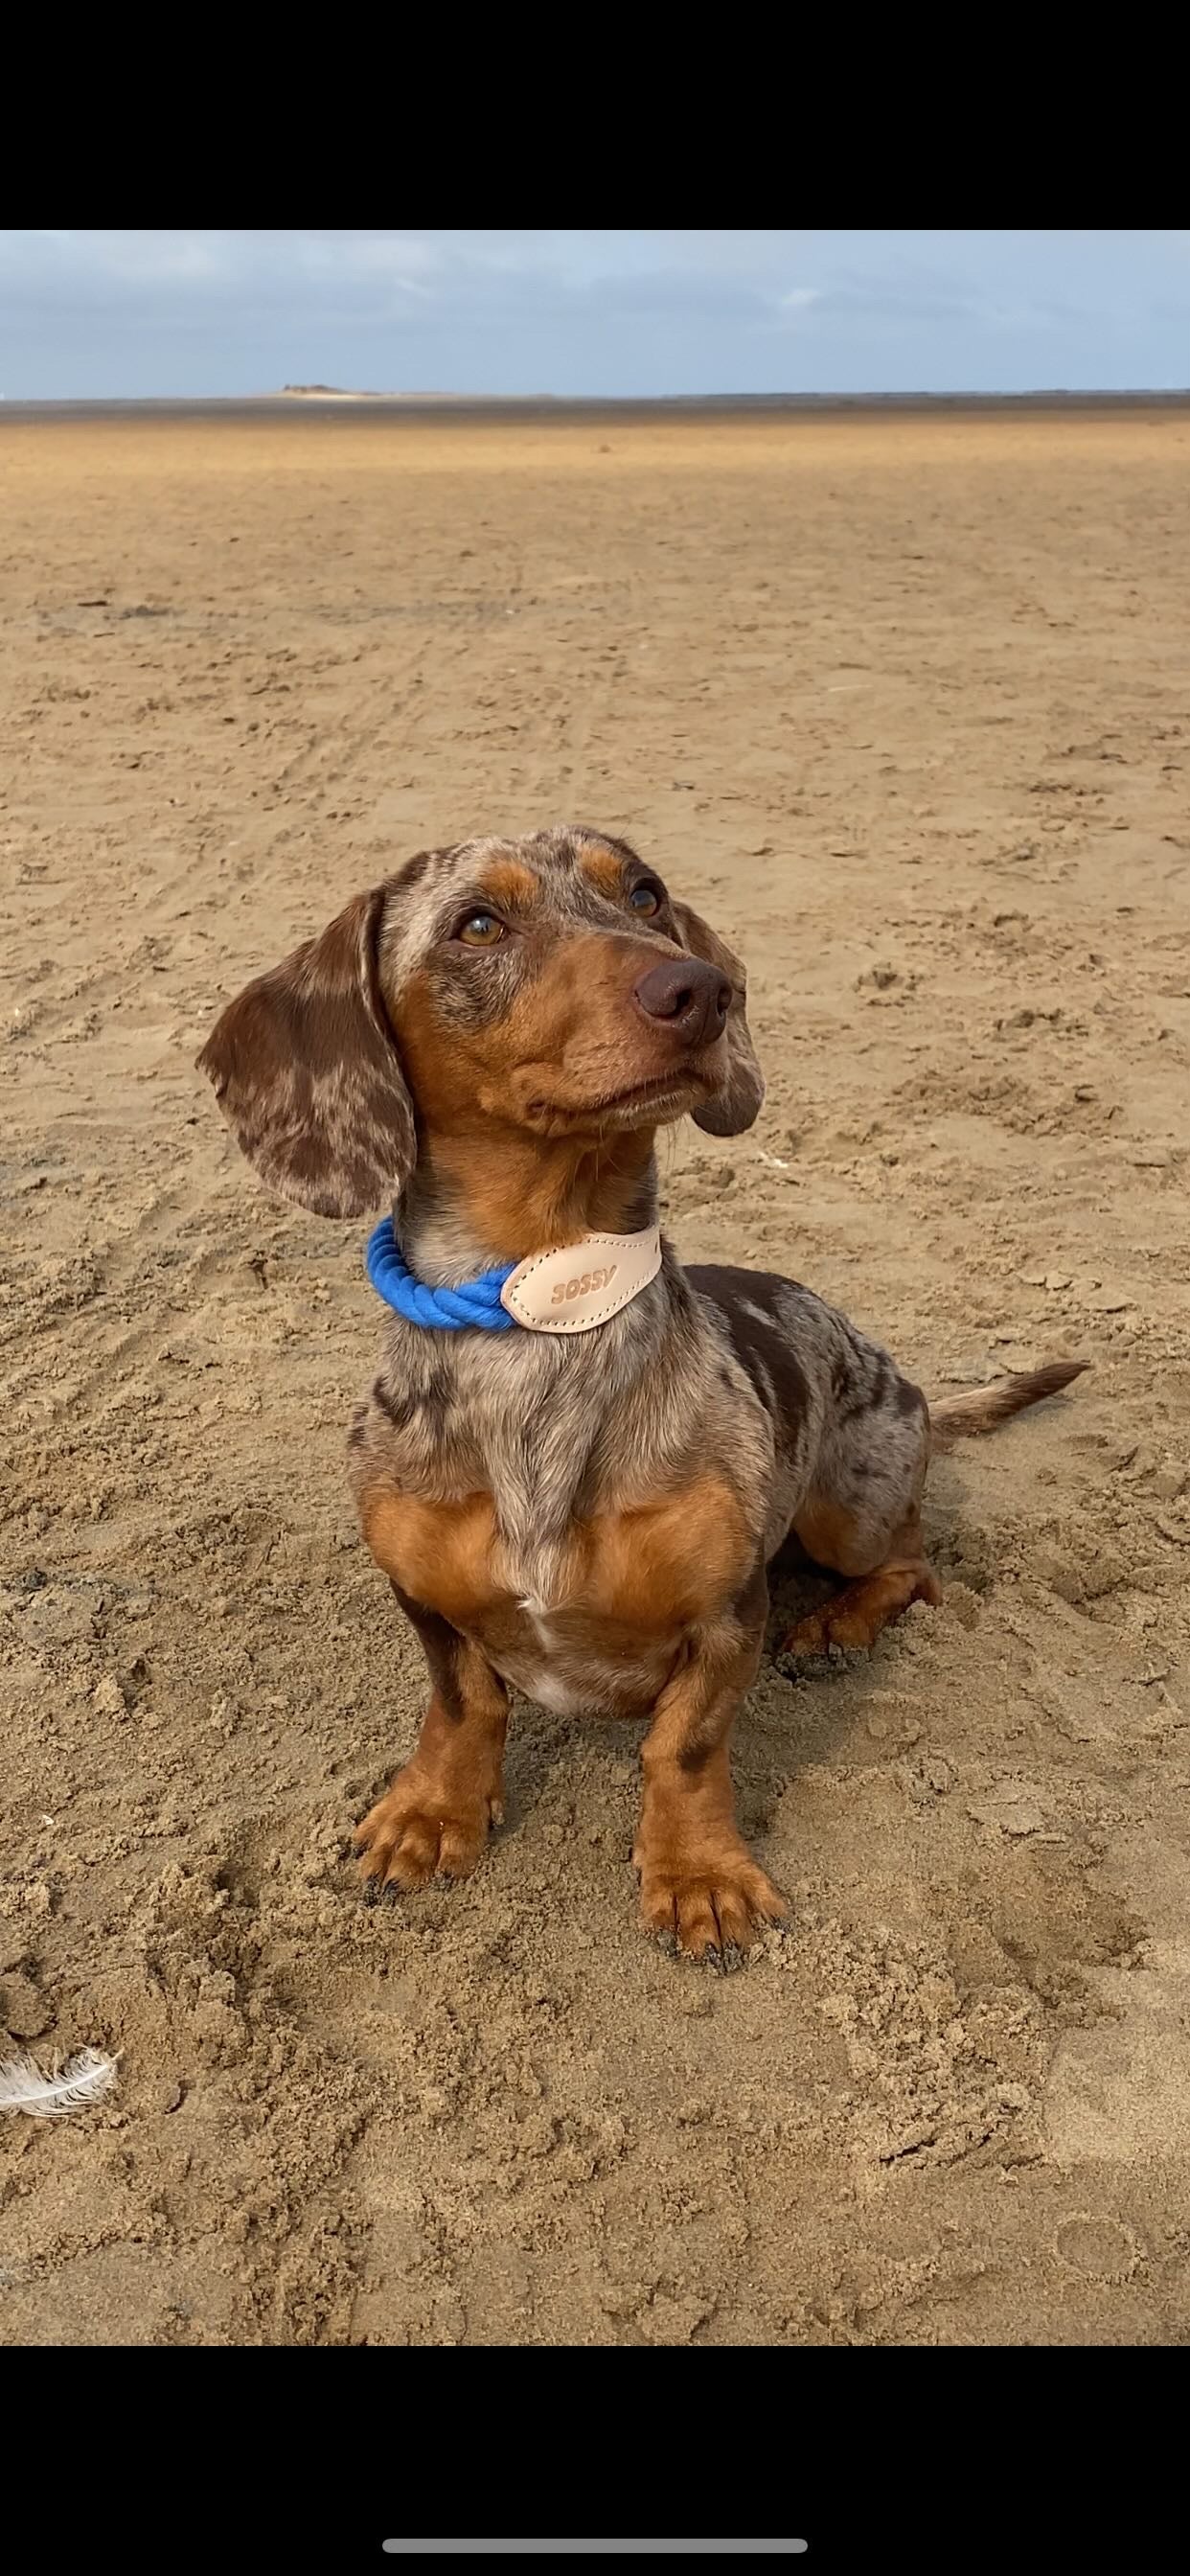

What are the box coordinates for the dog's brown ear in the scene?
[196,886,415,1218]
[670,900,765,1137]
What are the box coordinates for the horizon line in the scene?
[3,384,1190,410]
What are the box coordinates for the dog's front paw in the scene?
[355,1761,502,1895]
[633,1831,787,1962]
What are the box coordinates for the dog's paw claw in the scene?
[354,1768,500,1896]
[637,1849,787,1962]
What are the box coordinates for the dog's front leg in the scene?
[633,1569,786,1960]
[355,1585,508,1894]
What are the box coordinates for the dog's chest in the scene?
[360,1473,751,1712]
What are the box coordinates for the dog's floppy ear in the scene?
[669,899,765,1137]
[196,885,415,1217]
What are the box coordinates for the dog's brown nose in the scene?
[632,955,730,1047]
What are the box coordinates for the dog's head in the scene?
[196,825,765,1218]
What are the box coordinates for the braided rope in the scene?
[365,1217,516,1332]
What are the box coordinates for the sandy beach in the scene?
[2,400,1189,2345]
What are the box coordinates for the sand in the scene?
[2,402,1188,2347]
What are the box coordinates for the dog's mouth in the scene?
[526,1069,709,1130]
[598,1070,706,1114]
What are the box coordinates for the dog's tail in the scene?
[929,1359,1089,1453]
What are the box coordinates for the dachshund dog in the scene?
[198,825,1085,1960]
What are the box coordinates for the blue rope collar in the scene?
[366,1216,516,1332]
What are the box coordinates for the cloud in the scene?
[0,231,1187,398]
[0,230,445,301]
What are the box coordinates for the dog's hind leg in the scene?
[780,1505,941,1657]
[779,1382,940,1658]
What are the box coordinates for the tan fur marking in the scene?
[398,932,675,1132]
[361,1472,751,1644]
[421,1127,656,1265]
[579,1475,752,1630]
[398,942,660,1267]
[361,1487,500,1629]
[390,901,749,1267]
[475,860,540,910]
[579,844,629,898]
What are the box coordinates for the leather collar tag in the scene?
[499,1227,662,1334]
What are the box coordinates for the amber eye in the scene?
[456,911,506,947]
[629,883,661,915]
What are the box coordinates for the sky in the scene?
[1,230,1187,402]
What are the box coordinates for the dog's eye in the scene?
[629,883,661,915]
[456,911,506,947]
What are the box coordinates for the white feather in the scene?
[0,2047,120,2119]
